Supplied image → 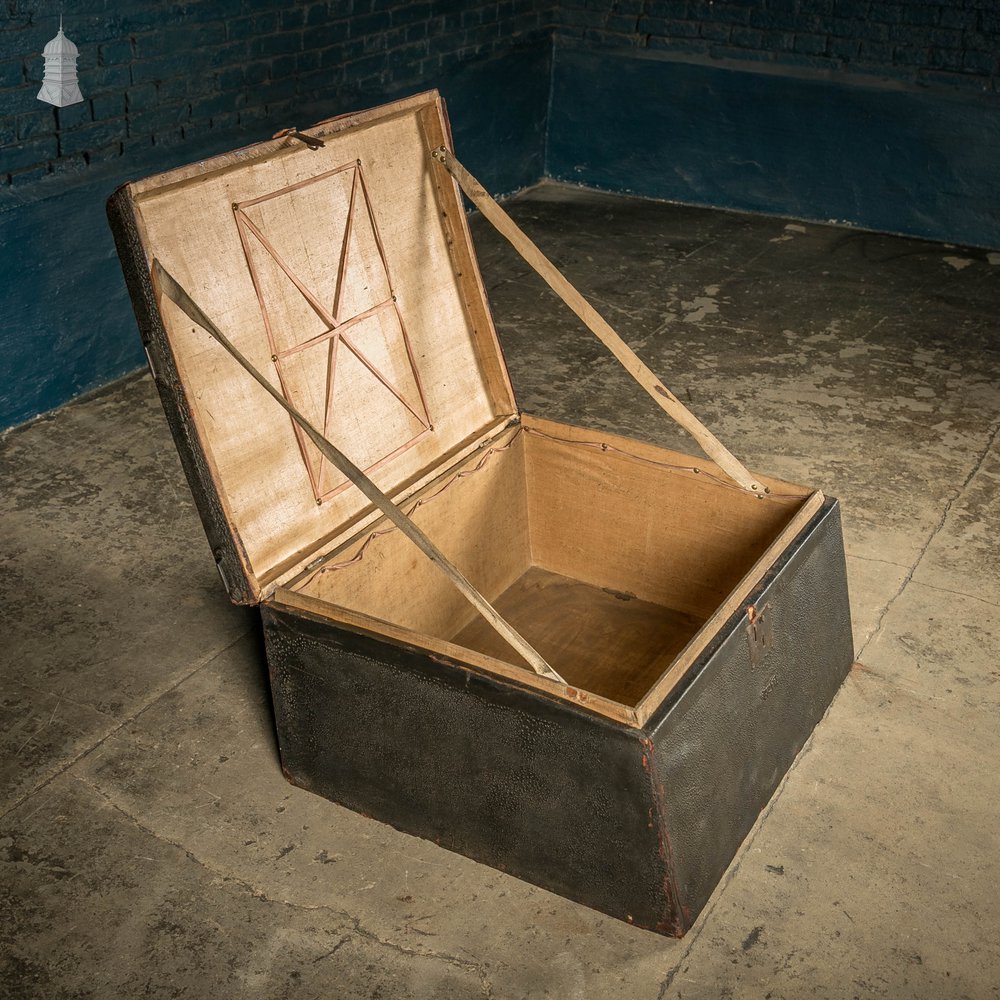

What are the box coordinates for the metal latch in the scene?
[746,603,773,667]
[273,127,324,150]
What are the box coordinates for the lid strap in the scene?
[151,259,566,686]
[430,146,766,497]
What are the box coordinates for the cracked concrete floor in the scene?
[2,182,998,998]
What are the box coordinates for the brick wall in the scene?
[5,1,995,192]
[1,0,556,433]
[554,1,999,91]
[1,0,551,190]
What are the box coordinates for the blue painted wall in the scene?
[547,42,1000,248]
[547,1,1000,247]
[4,0,1000,432]
[0,0,551,431]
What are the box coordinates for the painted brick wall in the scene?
[0,0,555,432]
[3,1,997,431]
[547,0,1000,248]
[554,1,999,91]
[1,0,552,191]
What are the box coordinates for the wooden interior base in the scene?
[452,566,705,705]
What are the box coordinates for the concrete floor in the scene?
[2,182,998,999]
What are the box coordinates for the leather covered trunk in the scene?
[107,91,854,936]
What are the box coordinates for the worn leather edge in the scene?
[639,733,687,936]
[106,186,257,605]
[647,497,854,929]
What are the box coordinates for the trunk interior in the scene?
[287,417,811,709]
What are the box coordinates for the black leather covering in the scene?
[648,498,853,930]
[262,498,853,936]
[107,104,853,936]
[263,607,680,932]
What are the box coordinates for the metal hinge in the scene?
[746,603,774,667]
[273,127,324,150]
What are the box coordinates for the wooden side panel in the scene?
[649,498,854,930]
[262,602,680,933]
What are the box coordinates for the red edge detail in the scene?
[641,735,687,937]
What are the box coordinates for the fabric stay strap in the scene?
[430,146,766,497]
[151,259,565,685]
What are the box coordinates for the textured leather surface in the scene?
[262,607,681,933]
[260,498,853,937]
[648,498,854,930]
[106,188,256,604]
